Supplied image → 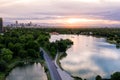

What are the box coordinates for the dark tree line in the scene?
[37,28,120,48]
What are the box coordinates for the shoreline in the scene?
[1,58,45,80]
[53,34,119,80]
[55,53,83,80]
[54,53,74,80]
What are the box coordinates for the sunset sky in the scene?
[0,0,120,28]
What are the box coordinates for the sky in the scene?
[0,0,120,28]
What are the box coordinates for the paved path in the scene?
[40,48,62,80]
[54,54,74,80]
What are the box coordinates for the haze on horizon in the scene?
[0,0,120,28]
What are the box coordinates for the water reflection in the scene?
[6,63,47,80]
[50,35,120,80]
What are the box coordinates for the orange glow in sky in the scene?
[59,18,120,28]
[63,18,96,27]
[66,18,95,24]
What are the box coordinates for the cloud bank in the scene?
[0,0,120,27]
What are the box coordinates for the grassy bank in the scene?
[56,52,67,70]
[44,62,51,80]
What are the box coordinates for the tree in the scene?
[96,75,102,80]
[0,44,4,49]
[10,31,19,37]
[0,35,4,43]
[19,35,26,43]
[4,37,11,47]
[18,49,27,58]
[25,34,34,41]
[50,46,56,57]
[1,48,13,62]
[37,35,49,46]
[25,41,39,51]
[13,43,22,57]
[57,40,67,52]
[0,59,7,72]
[27,49,39,58]
[8,42,14,51]
[111,72,120,80]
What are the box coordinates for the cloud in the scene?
[0,0,120,27]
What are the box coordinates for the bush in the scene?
[111,72,120,80]
[96,75,102,80]
[0,60,7,72]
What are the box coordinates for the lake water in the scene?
[50,35,120,80]
[6,63,47,80]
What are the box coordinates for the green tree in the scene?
[0,59,7,72]
[19,35,26,43]
[57,40,67,52]
[18,49,27,58]
[111,72,120,80]
[13,43,22,57]
[37,35,49,46]
[25,34,34,41]
[50,46,56,57]
[25,41,39,51]
[27,49,39,58]
[0,44,4,49]
[1,48,13,62]
[8,42,14,51]
[96,75,102,80]
[4,37,11,47]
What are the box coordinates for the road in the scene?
[40,48,62,80]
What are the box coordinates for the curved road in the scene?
[40,48,62,80]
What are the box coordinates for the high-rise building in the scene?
[16,20,18,27]
[0,18,3,32]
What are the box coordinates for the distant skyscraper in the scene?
[16,21,18,27]
[0,18,3,32]
[30,21,32,26]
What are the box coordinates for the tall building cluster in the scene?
[7,21,42,28]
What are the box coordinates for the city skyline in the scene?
[0,0,120,28]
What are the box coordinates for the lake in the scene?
[6,63,47,80]
[50,34,120,80]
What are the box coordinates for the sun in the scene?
[67,18,80,24]
[64,18,96,28]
